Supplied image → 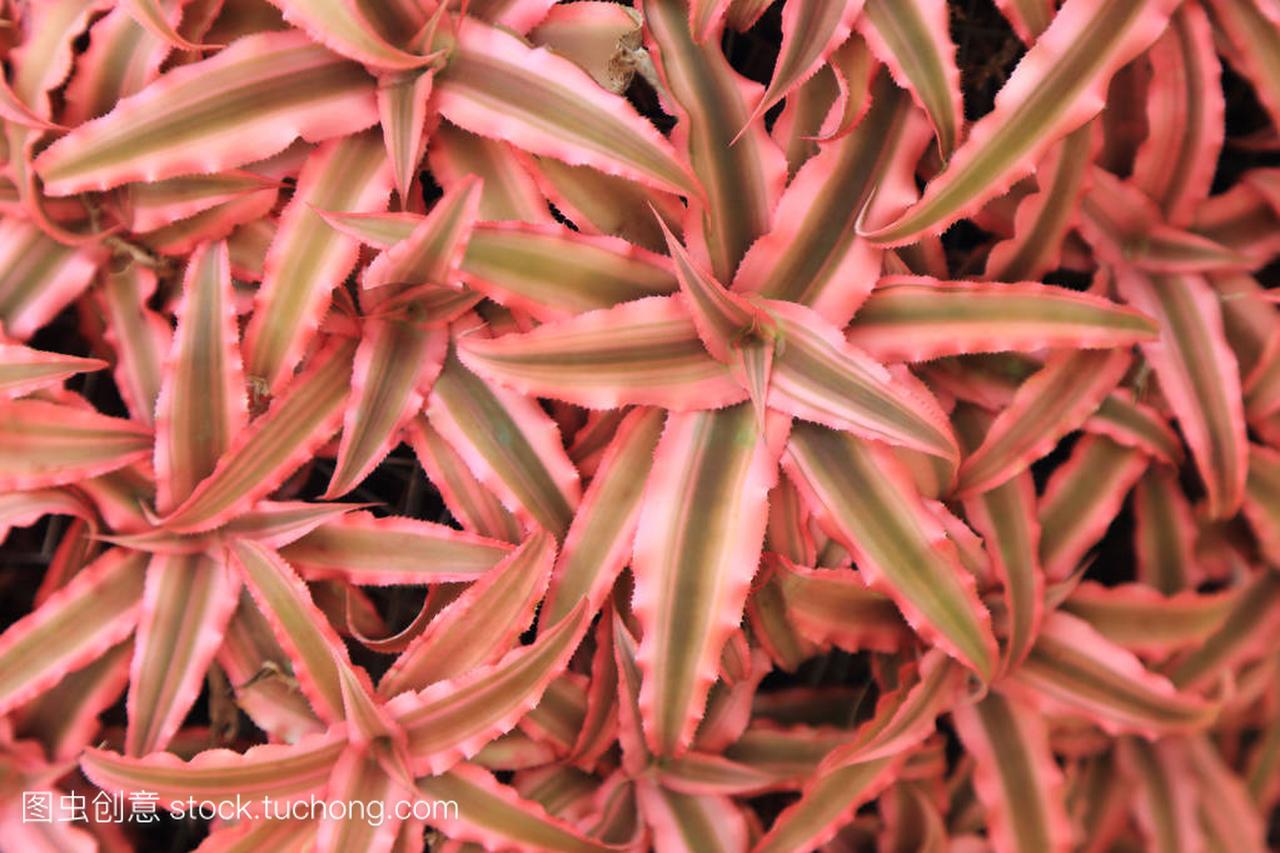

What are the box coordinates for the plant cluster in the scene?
[1,0,1279,850]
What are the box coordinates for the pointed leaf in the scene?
[1119,271,1246,517]
[406,415,522,543]
[0,342,105,400]
[324,321,446,498]
[1010,610,1216,737]
[125,554,240,755]
[415,763,617,853]
[541,407,665,629]
[379,531,555,695]
[859,0,962,156]
[1168,569,1280,690]
[952,690,1073,853]
[956,348,1130,497]
[457,296,743,411]
[1039,434,1149,580]
[81,730,346,810]
[232,538,366,725]
[0,220,102,341]
[735,75,923,325]
[642,0,787,280]
[243,132,393,394]
[97,262,171,426]
[160,337,355,533]
[768,299,959,460]
[633,405,782,755]
[1205,0,1280,132]
[154,240,248,512]
[0,549,147,715]
[785,422,997,679]
[863,0,1180,244]
[846,277,1156,362]
[771,557,910,652]
[1130,2,1223,225]
[984,124,1095,281]
[748,0,863,130]
[434,19,696,196]
[429,347,582,539]
[0,399,152,490]
[34,31,379,196]
[390,600,591,774]
[363,177,481,291]
[1061,581,1236,657]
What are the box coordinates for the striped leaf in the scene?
[80,730,346,810]
[0,220,101,341]
[0,342,104,400]
[633,404,784,754]
[457,296,744,412]
[1039,434,1149,580]
[231,538,371,726]
[1119,738,1203,853]
[464,223,679,320]
[126,172,282,233]
[363,177,480,292]
[390,600,591,774]
[125,553,239,756]
[97,262,171,426]
[735,77,924,325]
[638,781,750,852]
[280,512,512,585]
[323,320,446,499]
[540,407,665,629]
[1117,271,1247,518]
[34,31,379,196]
[1010,611,1216,737]
[1082,390,1184,466]
[242,132,393,395]
[771,557,910,653]
[1130,1,1223,226]
[153,240,247,513]
[753,757,897,852]
[406,415,522,543]
[863,0,1180,244]
[529,156,685,253]
[847,277,1156,362]
[1168,569,1280,690]
[956,348,1130,497]
[1062,581,1235,657]
[748,0,865,129]
[428,122,554,224]
[434,19,695,197]
[956,407,1043,670]
[267,0,434,70]
[378,531,554,696]
[428,347,581,539]
[786,423,998,679]
[0,549,147,716]
[859,0,962,156]
[0,399,152,490]
[1133,467,1200,593]
[767,299,959,460]
[952,690,1073,853]
[984,124,1094,281]
[642,0,786,281]
[1205,0,1280,132]
[415,763,617,853]
[160,337,356,534]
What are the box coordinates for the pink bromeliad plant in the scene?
[1,0,1280,849]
